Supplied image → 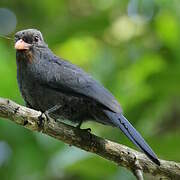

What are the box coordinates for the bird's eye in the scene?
[34,36,39,42]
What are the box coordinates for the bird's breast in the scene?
[17,69,90,122]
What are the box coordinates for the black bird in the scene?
[15,29,160,165]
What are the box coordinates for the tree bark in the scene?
[0,97,179,180]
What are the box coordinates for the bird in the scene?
[14,29,160,165]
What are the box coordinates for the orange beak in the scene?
[15,39,32,50]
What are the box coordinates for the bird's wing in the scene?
[38,56,122,113]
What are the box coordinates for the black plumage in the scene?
[15,29,160,165]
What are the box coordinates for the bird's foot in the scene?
[44,110,58,124]
[37,112,46,131]
[44,111,51,122]
[43,104,62,122]
[38,110,56,131]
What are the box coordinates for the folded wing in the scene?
[38,56,122,113]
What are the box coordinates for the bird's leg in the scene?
[44,104,62,122]
[38,104,62,128]
[45,104,62,115]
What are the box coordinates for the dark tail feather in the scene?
[104,111,160,165]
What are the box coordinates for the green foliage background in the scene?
[0,0,179,179]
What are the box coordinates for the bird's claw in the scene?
[38,111,54,131]
[38,112,46,130]
[44,111,51,122]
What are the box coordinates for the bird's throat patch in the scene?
[17,50,33,64]
[25,50,33,63]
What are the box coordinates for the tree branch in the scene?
[0,97,180,179]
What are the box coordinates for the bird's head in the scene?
[14,29,47,51]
